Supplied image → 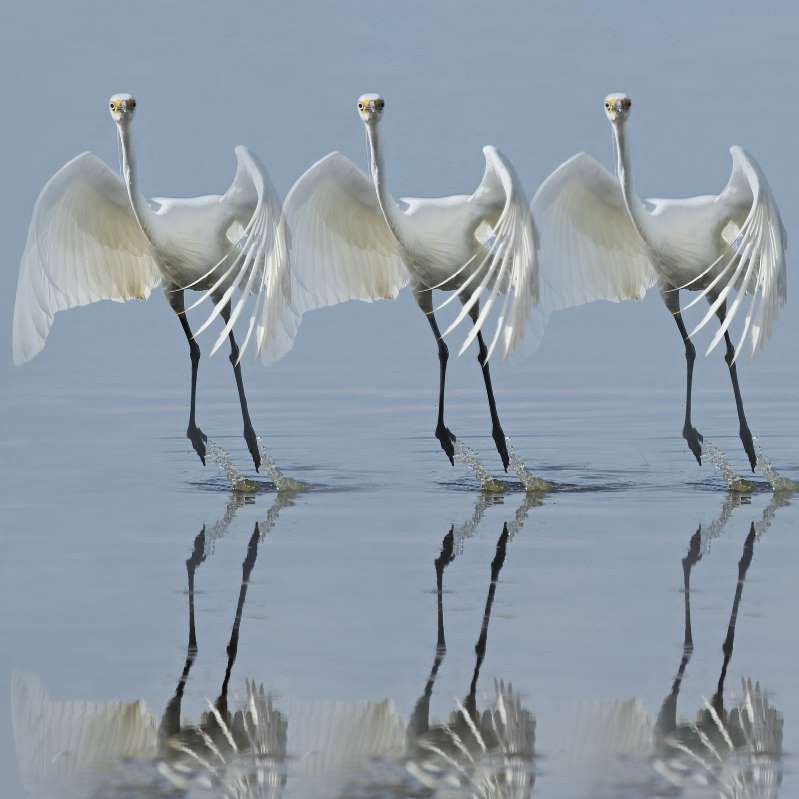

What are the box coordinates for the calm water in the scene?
[1,383,797,799]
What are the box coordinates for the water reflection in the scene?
[289,493,538,798]
[404,516,536,797]
[579,493,786,799]
[10,487,791,799]
[157,516,288,795]
[12,492,293,798]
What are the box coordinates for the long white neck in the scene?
[117,122,157,245]
[612,121,652,248]
[364,121,408,247]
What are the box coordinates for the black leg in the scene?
[655,526,701,742]
[219,302,261,472]
[209,522,261,738]
[415,290,456,465]
[408,527,455,746]
[469,523,509,700]
[463,298,510,471]
[167,289,207,466]
[159,527,206,743]
[662,288,702,466]
[713,302,757,472]
[715,523,755,705]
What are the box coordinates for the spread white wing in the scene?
[284,151,410,314]
[186,146,294,364]
[531,152,658,316]
[439,146,539,361]
[682,146,788,361]
[12,152,161,365]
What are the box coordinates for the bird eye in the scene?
[604,103,610,109]
[128,100,136,109]
[110,103,116,110]
[358,103,364,110]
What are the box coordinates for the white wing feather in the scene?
[283,152,410,314]
[683,146,787,361]
[440,146,539,361]
[186,146,294,364]
[12,152,161,365]
[531,152,658,315]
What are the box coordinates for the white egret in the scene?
[203,93,537,470]
[11,93,290,471]
[527,93,787,471]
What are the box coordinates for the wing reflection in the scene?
[11,492,293,799]
[653,496,785,798]
[404,515,536,798]
[578,493,787,799]
[278,492,538,799]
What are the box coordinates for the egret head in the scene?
[604,93,631,124]
[357,93,385,124]
[109,93,137,124]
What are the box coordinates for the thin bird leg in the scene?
[654,527,701,742]
[711,523,755,717]
[168,288,207,466]
[407,527,455,746]
[464,523,509,729]
[713,300,756,472]
[218,298,261,472]
[415,288,456,465]
[662,287,702,466]
[463,296,510,471]
[158,527,207,745]
[208,522,260,743]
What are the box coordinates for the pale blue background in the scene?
[1,3,798,797]
[1,0,796,398]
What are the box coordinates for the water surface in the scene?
[1,384,797,798]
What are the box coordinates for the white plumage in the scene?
[12,152,161,366]
[197,93,537,470]
[526,93,788,470]
[11,94,287,470]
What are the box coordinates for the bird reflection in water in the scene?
[280,490,539,799]
[402,493,537,797]
[156,499,292,795]
[578,492,787,799]
[11,492,293,799]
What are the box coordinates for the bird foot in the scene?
[435,423,457,466]
[243,424,261,473]
[187,423,208,466]
[492,425,510,472]
[740,426,757,473]
[682,424,703,467]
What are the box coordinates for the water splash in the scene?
[453,441,508,493]
[754,491,792,541]
[452,492,501,554]
[506,439,553,493]
[206,439,260,493]
[257,437,306,493]
[203,494,246,557]
[704,440,757,494]
[754,438,799,493]
[505,491,544,542]
[700,492,741,555]
[258,491,295,541]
